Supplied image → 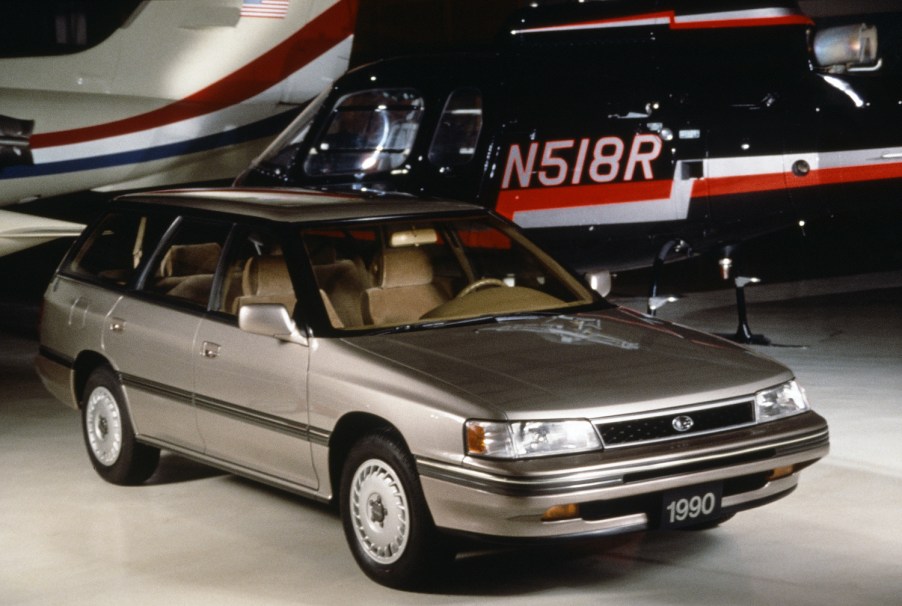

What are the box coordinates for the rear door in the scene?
[104,216,231,452]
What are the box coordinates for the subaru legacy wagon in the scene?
[36,188,828,588]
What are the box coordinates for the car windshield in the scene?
[301,215,597,331]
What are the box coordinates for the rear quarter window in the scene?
[67,211,171,286]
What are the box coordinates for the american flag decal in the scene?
[241,0,290,19]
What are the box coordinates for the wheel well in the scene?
[72,351,113,408]
[328,412,406,501]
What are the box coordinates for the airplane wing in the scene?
[0,210,84,257]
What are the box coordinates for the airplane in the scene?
[0,0,359,256]
[235,0,902,328]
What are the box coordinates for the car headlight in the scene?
[465,419,602,459]
[755,380,810,421]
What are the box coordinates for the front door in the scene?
[192,227,317,490]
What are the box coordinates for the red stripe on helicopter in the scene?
[814,161,902,185]
[496,180,674,220]
[496,157,902,221]
[31,0,357,149]
[706,161,902,197]
[512,9,813,35]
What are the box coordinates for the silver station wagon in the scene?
[36,188,828,588]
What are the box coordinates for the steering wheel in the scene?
[456,277,507,298]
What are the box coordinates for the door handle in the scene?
[109,317,126,333]
[791,159,811,177]
[201,341,221,359]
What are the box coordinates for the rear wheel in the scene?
[339,431,451,589]
[81,366,159,485]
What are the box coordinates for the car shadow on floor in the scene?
[429,529,724,597]
[145,452,227,485]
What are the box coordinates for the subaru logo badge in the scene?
[672,415,694,433]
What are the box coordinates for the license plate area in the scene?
[660,482,723,529]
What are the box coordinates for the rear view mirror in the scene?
[586,270,612,297]
[390,228,438,248]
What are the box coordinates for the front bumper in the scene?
[417,411,828,540]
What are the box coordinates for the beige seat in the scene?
[362,247,447,326]
[160,242,221,278]
[233,255,296,314]
[153,242,222,304]
[314,259,368,327]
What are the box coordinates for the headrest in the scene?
[161,242,221,277]
[242,256,292,295]
[374,247,433,289]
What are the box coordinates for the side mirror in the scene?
[238,304,308,346]
[585,270,612,297]
[814,24,880,73]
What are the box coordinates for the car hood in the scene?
[343,308,793,419]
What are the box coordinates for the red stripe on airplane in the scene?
[31,0,358,149]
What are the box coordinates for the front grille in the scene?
[596,400,755,448]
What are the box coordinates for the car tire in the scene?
[339,430,452,589]
[81,366,160,485]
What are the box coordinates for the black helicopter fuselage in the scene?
[238,0,902,271]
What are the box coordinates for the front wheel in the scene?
[81,366,160,485]
[339,431,451,589]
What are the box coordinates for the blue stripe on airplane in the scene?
[0,108,298,180]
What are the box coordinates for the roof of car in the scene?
[116,187,484,223]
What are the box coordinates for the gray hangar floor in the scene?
[2,264,901,605]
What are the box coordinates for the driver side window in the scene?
[215,228,295,317]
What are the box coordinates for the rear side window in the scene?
[304,89,424,176]
[67,212,171,286]
[142,219,232,308]
[428,88,483,168]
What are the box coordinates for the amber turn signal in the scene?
[768,465,795,481]
[541,503,580,522]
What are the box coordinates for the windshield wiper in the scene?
[368,315,497,335]
[415,315,499,330]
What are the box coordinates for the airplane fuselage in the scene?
[0,0,357,206]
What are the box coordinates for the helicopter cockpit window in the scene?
[428,88,483,168]
[304,89,424,176]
